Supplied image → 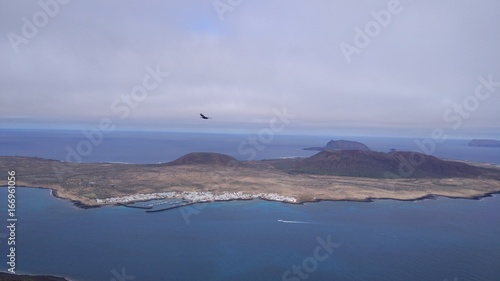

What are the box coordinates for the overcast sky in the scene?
[1,0,499,137]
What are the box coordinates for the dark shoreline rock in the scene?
[51,190,100,209]
[71,200,101,209]
[0,272,70,281]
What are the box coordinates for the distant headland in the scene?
[303,139,371,151]
[469,139,500,147]
[1,146,500,208]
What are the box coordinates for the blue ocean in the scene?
[1,129,500,280]
[0,129,499,164]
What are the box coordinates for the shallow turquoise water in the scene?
[1,187,499,281]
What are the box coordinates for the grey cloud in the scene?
[1,0,499,135]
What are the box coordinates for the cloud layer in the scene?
[1,0,499,135]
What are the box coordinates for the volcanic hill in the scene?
[265,150,500,179]
[166,152,241,167]
[304,139,371,151]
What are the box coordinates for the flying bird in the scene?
[200,113,212,119]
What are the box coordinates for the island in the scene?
[1,150,500,208]
[303,139,371,151]
[469,139,500,147]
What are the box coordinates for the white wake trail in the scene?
[278,219,314,224]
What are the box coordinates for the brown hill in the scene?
[167,152,240,167]
[267,150,499,179]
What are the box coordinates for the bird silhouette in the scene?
[200,113,211,119]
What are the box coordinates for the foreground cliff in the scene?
[0,272,69,281]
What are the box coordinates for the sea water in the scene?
[0,129,499,280]
[0,129,499,164]
[0,188,499,281]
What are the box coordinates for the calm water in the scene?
[0,188,499,281]
[0,129,499,280]
[0,129,499,164]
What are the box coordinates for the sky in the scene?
[1,0,499,137]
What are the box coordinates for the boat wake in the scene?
[277,219,314,224]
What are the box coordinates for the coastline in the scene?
[51,189,101,209]
[3,190,499,281]
[3,190,500,281]
[2,155,500,210]
[6,185,500,210]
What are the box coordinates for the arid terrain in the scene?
[1,151,500,207]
